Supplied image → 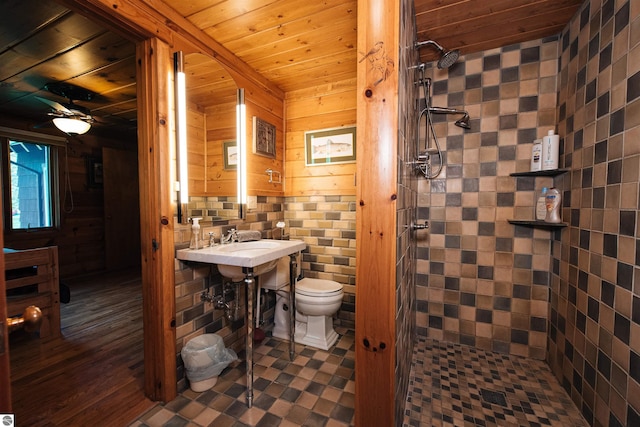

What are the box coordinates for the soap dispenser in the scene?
[190,217,203,249]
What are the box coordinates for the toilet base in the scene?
[273,312,339,351]
[272,290,340,351]
[294,315,339,350]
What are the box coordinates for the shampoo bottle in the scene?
[544,188,561,223]
[190,217,202,249]
[536,187,548,221]
[530,139,542,171]
[542,130,559,170]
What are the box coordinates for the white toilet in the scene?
[260,256,344,350]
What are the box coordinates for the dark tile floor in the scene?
[403,336,588,427]
[129,327,356,427]
[130,331,585,427]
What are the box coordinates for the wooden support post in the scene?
[137,38,177,402]
[355,0,400,425]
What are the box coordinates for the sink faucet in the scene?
[208,232,217,247]
[221,229,238,244]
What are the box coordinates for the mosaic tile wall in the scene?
[395,0,420,423]
[416,37,561,360]
[548,1,640,426]
[186,195,240,221]
[286,195,356,328]
[174,196,287,391]
[174,195,356,390]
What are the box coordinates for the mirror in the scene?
[183,53,240,220]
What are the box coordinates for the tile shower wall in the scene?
[549,1,640,426]
[417,37,561,360]
[395,0,419,423]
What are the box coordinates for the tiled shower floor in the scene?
[403,337,587,426]
[130,331,585,426]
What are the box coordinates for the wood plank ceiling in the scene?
[0,0,584,137]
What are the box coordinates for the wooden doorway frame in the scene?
[46,0,285,404]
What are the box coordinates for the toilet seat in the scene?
[296,278,343,297]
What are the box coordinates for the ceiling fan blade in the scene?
[35,96,72,114]
[33,120,55,129]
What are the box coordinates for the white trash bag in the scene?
[181,334,238,391]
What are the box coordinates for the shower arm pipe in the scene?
[415,40,445,52]
[427,106,468,116]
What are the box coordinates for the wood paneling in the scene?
[414,0,582,63]
[1,0,583,139]
[103,147,141,270]
[204,102,237,197]
[285,79,357,197]
[1,118,136,278]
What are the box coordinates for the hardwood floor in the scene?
[9,268,154,426]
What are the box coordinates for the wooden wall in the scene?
[285,78,357,197]
[186,90,286,200]
[245,98,285,198]
[1,116,136,278]
[186,103,206,196]
[204,101,236,197]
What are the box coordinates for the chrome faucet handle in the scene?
[208,232,217,246]
[221,228,237,244]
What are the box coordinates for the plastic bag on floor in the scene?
[181,334,238,382]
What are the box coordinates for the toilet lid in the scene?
[296,278,343,294]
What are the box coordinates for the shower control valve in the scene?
[410,221,429,230]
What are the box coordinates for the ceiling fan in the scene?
[35,82,95,134]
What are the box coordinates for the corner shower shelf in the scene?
[508,169,568,229]
[507,220,567,228]
[509,169,568,177]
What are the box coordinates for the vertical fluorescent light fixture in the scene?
[174,51,189,223]
[236,88,247,218]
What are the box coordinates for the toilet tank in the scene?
[259,256,292,290]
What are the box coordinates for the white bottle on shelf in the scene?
[542,130,559,170]
[530,139,542,171]
[536,187,548,221]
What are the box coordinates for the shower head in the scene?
[437,49,460,69]
[454,113,471,129]
[415,40,460,69]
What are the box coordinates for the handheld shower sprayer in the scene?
[415,40,460,69]
[427,106,471,130]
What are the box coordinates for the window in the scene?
[2,136,60,231]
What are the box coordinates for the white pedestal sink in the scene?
[176,239,306,407]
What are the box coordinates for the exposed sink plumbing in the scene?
[201,281,241,322]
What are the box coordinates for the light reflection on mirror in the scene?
[183,53,239,221]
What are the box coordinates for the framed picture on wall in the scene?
[305,126,356,166]
[223,141,237,170]
[253,116,276,158]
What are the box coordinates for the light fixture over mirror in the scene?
[174,51,189,224]
[237,88,247,219]
[180,53,240,222]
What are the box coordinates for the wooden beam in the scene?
[355,0,399,425]
[136,38,177,402]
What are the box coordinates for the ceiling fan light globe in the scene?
[53,117,91,134]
